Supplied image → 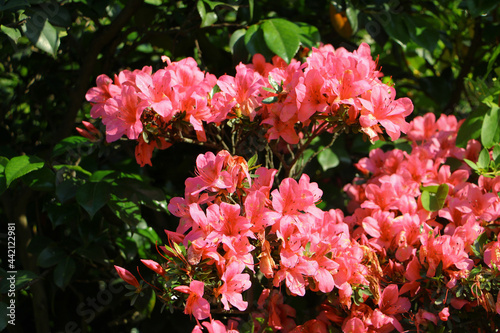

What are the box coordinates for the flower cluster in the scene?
[86,43,413,166]
[343,112,500,331]
[114,112,500,332]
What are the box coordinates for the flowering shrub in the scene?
[86,43,412,173]
[87,44,500,332]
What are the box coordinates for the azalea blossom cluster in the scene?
[115,148,381,332]
[86,43,413,166]
[343,112,500,331]
[114,113,500,332]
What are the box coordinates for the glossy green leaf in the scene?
[52,136,90,158]
[76,181,111,218]
[421,184,449,212]
[481,105,500,148]
[1,25,22,44]
[262,19,300,63]
[477,148,491,170]
[5,155,44,187]
[493,145,500,164]
[318,148,339,171]
[229,28,246,58]
[197,0,217,27]
[53,256,76,290]
[295,22,321,49]
[22,15,60,57]
[244,24,273,59]
[463,158,478,171]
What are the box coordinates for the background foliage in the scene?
[1,0,499,332]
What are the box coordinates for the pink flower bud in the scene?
[141,259,166,277]
[76,121,101,142]
[114,265,140,288]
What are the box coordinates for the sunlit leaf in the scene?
[262,19,300,63]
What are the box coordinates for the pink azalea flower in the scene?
[484,240,500,269]
[216,261,251,311]
[102,85,146,142]
[359,84,413,141]
[86,74,121,118]
[216,63,264,121]
[174,280,210,320]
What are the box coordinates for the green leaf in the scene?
[295,22,321,49]
[244,24,273,59]
[381,13,410,47]
[471,232,489,257]
[485,42,500,78]
[345,6,359,33]
[76,181,111,218]
[477,148,491,170]
[318,148,339,171]
[481,105,500,148]
[229,28,247,59]
[108,195,145,226]
[203,0,237,10]
[37,245,66,268]
[46,202,80,228]
[22,167,55,191]
[421,184,449,212]
[247,154,258,168]
[89,170,115,182]
[456,108,487,148]
[53,256,76,290]
[136,226,161,244]
[1,25,22,44]
[55,178,80,203]
[268,74,280,91]
[53,164,92,177]
[5,155,44,187]
[22,15,60,57]
[52,136,90,158]
[463,158,478,171]
[248,0,254,22]
[262,96,278,104]
[262,19,300,63]
[493,145,500,164]
[197,0,218,27]
[0,157,8,194]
